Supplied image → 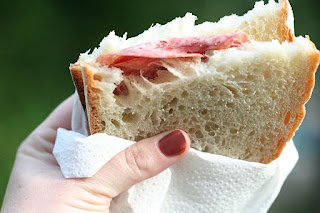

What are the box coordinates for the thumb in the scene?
[95,130,190,198]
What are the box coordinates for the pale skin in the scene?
[1,95,191,212]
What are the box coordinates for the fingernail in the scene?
[158,130,186,157]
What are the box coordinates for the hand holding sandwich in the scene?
[3,0,319,212]
[1,95,190,213]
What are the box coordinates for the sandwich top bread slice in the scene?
[70,0,320,163]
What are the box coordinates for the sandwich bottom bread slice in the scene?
[70,1,319,163]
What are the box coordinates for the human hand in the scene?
[1,95,190,213]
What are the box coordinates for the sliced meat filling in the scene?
[97,32,250,76]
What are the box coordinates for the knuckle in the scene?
[124,146,151,179]
[17,132,36,154]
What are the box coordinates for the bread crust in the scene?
[70,64,87,111]
[280,0,294,42]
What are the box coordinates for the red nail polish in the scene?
[158,130,186,157]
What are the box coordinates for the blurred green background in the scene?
[0,0,319,211]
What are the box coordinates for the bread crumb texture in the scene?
[83,37,319,163]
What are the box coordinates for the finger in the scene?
[95,130,190,197]
[41,94,74,130]
[29,95,74,147]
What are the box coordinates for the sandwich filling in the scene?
[96,32,250,76]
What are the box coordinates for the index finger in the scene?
[42,94,74,131]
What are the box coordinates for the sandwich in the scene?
[70,0,320,163]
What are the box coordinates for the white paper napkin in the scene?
[53,93,298,213]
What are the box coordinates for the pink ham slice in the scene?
[96,32,250,76]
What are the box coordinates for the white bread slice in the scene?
[70,0,320,163]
